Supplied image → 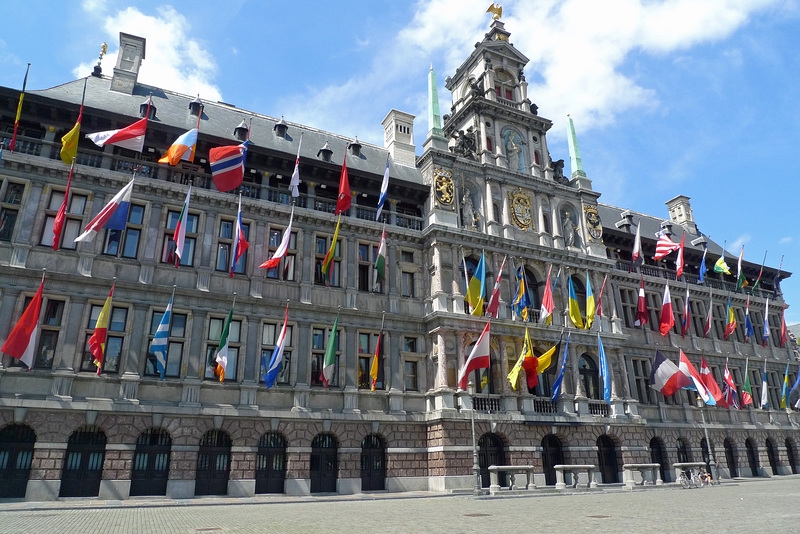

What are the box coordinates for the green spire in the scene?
[428,65,443,136]
[566,114,586,178]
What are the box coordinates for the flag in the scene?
[209,141,249,192]
[335,151,351,215]
[230,194,249,277]
[634,276,648,327]
[650,351,690,396]
[457,321,491,390]
[744,297,754,342]
[674,234,685,278]
[74,179,134,243]
[659,283,674,336]
[52,159,75,251]
[507,328,537,390]
[704,290,713,338]
[714,255,731,275]
[539,265,554,324]
[722,360,740,409]
[321,315,340,387]
[568,275,584,329]
[536,336,561,376]
[86,117,148,152]
[723,294,736,341]
[9,64,30,152]
[260,206,294,270]
[752,252,766,290]
[289,134,302,198]
[787,366,800,408]
[321,215,342,286]
[678,350,714,405]
[173,185,191,265]
[213,307,234,382]
[466,252,486,316]
[736,246,748,291]
[597,333,611,403]
[762,298,770,346]
[760,359,769,410]
[159,128,198,166]
[1,274,44,368]
[780,363,790,409]
[780,304,787,348]
[376,154,390,221]
[370,325,383,391]
[264,303,289,388]
[631,223,644,271]
[551,332,570,403]
[742,358,754,406]
[654,231,680,260]
[681,284,690,338]
[485,255,506,318]
[585,271,596,330]
[60,79,87,164]
[698,245,708,283]
[511,265,530,321]
[373,224,387,291]
[595,274,608,320]
[149,291,174,380]
[700,356,727,407]
[88,283,115,376]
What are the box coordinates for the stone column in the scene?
[436,331,448,389]
[244,314,260,381]
[451,244,465,314]
[549,195,563,248]
[500,183,513,239]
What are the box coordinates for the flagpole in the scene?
[9,63,31,152]
[509,257,517,322]
[371,311,386,392]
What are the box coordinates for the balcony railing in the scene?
[588,400,610,417]
[474,394,502,412]
[531,396,557,414]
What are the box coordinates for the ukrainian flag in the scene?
[585,271,595,329]
[466,252,486,316]
[568,275,584,329]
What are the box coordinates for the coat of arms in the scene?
[584,204,603,241]
[509,190,533,230]
[434,168,454,209]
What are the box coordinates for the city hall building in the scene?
[0,21,796,501]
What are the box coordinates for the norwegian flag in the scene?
[654,230,680,260]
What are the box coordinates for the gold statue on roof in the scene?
[100,42,108,59]
[486,3,502,20]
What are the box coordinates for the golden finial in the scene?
[100,42,108,60]
[486,3,502,20]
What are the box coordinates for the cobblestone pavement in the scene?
[2,477,800,533]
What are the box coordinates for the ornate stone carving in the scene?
[450,127,477,160]
[433,168,455,209]
[508,189,534,230]
[584,204,603,242]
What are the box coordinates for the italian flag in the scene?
[373,224,387,291]
[321,314,339,387]
[173,185,192,266]
[214,308,234,382]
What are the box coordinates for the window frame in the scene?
[0,180,25,242]
[204,315,243,382]
[265,225,298,282]
[80,303,129,374]
[259,320,294,386]
[144,308,189,379]
[40,187,87,251]
[215,216,250,275]
[314,233,342,287]
[161,208,199,267]
[357,331,383,390]
[310,325,340,387]
[102,202,146,259]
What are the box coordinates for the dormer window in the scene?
[349,137,362,158]
[273,116,288,138]
[234,119,249,142]
[317,141,333,162]
[139,96,156,119]
[189,95,204,117]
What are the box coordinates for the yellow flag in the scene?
[60,121,81,164]
[507,329,533,390]
[535,342,558,374]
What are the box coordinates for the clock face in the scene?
[509,190,533,230]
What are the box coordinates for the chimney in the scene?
[381,109,416,167]
[111,33,146,95]
[665,195,698,236]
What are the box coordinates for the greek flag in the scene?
[149,294,173,380]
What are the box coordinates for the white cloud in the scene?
[730,234,752,252]
[780,236,793,244]
[73,5,222,101]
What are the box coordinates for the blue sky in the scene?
[1,0,799,323]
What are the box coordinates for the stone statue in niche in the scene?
[552,159,569,184]
[503,130,526,173]
[562,211,579,248]
[461,192,478,230]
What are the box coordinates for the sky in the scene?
[1,0,799,323]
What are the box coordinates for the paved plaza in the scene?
[1,477,799,533]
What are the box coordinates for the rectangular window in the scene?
[358,332,383,390]
[144,310,187,378]
[266,227,297,281]
[632,358,654,404]
[260,321,293,385]
[314,234,341,287]
[768,313,782,348]
[161,209,199,266]
[401,271,415,298]
[12,296,64,369]
[646,292,661,332]
[358,242,381,292]
[750,368,762,406]
[768,371,781,408]
[311,326,339,387]
[404,336,417,353]
[215,218,250,274]
[400,250,414,263]
[103,203,145,258]
[40,190,87,250]
[0,181,24,242]
[404,360,418,391]
[712,303,727,339]
[619,287,637,329]
[731,367,744,406]
[690,299,706,337]
[204,316,241,381]
[81,304,128,374]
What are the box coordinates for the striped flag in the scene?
[485,254,507,319]
[60,78,87,164]
[373,224,387,291]
[568,275,584,329]
[289,134,302,198]
[538,265,554,324]
[760,359,769,410]
[722,360,740,409]
[263,303,289,388]
[149,290,174,380]
[634,276,648,327]
[676,234,685,278]
[321,215,342,286]
[551,332,570,403]
[780,362,790,409]
[654,230,680,260]
[86,117,148,152]
[9,64,31,152]
[209,140,249,193]
[744,297,755,342]
[723,294,736,340]
[741,358,754,406]
[88,283,115,375]
[214,307,234,382]
[159,128,198,166]
[585,271,596,330]
[173,186,191,266]
[780,303,788,348]
[230,194,249,276]
[681,284,690,338]
[335,151,351,215]
[762,298,770,346]
[457,321,491,390]
[376,154,390,221]
[703,289,713,338]
[595,274,608,320]
[52,159,75,251]
[598,333,611,403]
[631,223,644,271]
[698,245,708,283]
[74,178,134,243]
[260,206,294,270]
[370,314,385,391]
[321,314,340,387]
[659,283,674,336]
[736,246,749,291]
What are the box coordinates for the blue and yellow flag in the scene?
[585,271,596,329]
[466,251,486,316]
[512,266,531,321]
[781,362,790,409]
[568,275,584,329]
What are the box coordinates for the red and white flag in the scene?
[86,117,148,152]
[676,234,685,277]
[722,361,740,409]
[485,255,507,318]
[650,350,690,396]
[457,322,491,390]
[681,284,690,338]
[539,265,555,324]
[1,274,44,368]
[230,194,249,276]
[654,231,680,260]
[260,206,294,270]
[659,283,674,336]
[700,356,727,407]
[703,291,713,338]
[631,224,644,271]
[679,350,713,404]
[595,274,608,318]
[289,133,302,198]
[634,276,648,327]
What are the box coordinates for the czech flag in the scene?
[159,128,198,166]
[210,141,249,192]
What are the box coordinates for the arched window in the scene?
[60,426,106,497]
[570,275,587,318]
[724,438,738,478]
[597,435,619,483]
[543,213,551,234]
[0,424,36,498]
[579,354,600,400]
[310,434,338,493]
[745,438,759,477]
[649,437,669,483]
[256,432,287,494]
[360,434,386,491]
[196,430,231,496]
[542,434,564,486]
[478,433,506,488]
[676,439,690,464]
[130,428,172,496]
[766,439,779,475]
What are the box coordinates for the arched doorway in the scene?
[579,355,600,399]
[256,432,286,494]
[195,430,231,496]
[60,426,106,497]
[360,434,386,491]
[478,433,506,488]
[766,439,779,475]
[700,438,712,478]
[542,434,564,486]
[786,439,797,475]
[724,438,738,478]
[310,434,338,493]
[130,428,171,496]
[597,435,619,483]
[676,439,690,464]
[0,424,35,498]
[649,437,669,483]
[745,438,759,477]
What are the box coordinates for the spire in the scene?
[566,114,586,179]
[428,65,444,136]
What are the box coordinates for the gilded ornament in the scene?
[434,168,454,208]
[508,189,534,230]
[584,204,603,242]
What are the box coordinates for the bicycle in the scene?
[678,468,706,488]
